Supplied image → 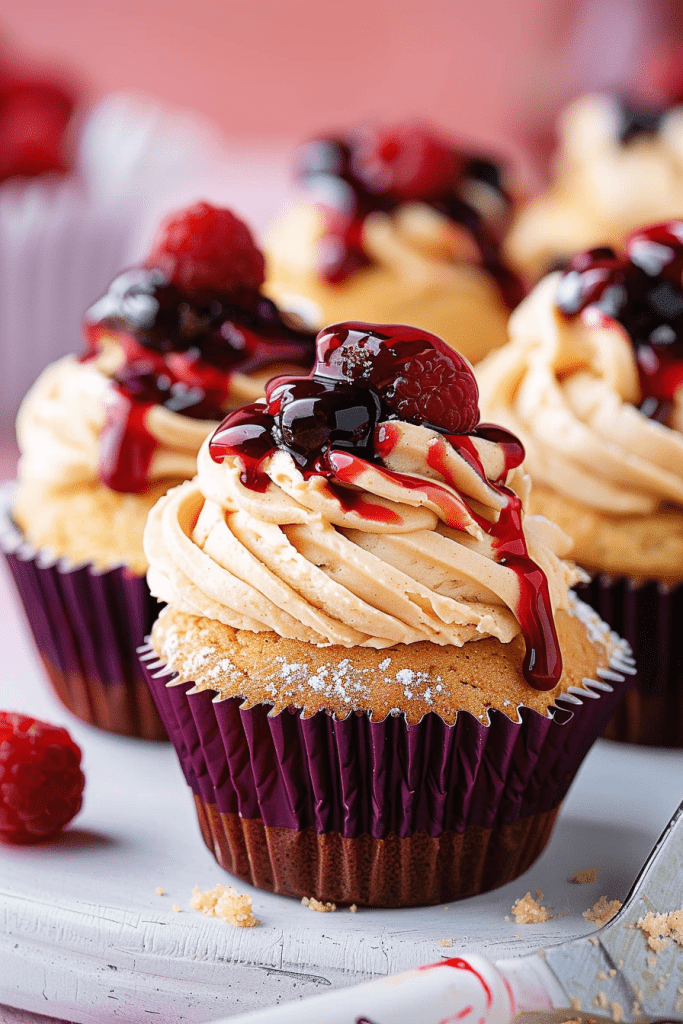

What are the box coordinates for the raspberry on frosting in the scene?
[146,201,266,294]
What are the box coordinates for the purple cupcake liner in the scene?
[0,484,166,740]
[139,615,632,904]
[581,574,683,747]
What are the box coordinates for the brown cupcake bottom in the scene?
[195,797,559,907]
[43,657,166,741]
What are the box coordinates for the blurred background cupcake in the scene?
[1,201,316,739]
[264,120,526,364]
[140,322,631,907]
[477,223,683,746]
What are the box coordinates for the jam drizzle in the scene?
[556,223,683,423]
[297,125,525,309]
[209,322,562,691]
[84,264,315,493]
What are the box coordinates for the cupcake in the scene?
[505,94,683,283]
[477,223,683,746]
[264,121,525,364]
[2,202,316,739]
[140,321,631,907]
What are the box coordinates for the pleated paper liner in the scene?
[139,618,634,908]
[581,575,683,747]
[0,483,165,740]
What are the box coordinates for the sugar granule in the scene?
[636,909,683,952]
[571,868,598,885]
[191,883,259,927]
[583,896,621,926]
[511,892,550,924]
[302,896,336,913]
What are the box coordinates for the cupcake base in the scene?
[194,798,559,907]
[0,485,166,740]
[581,575,683,747]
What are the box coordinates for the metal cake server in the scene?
[206,798,683,1024]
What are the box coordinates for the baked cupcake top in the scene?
[145,321,593,705]
[17,202,316,496]
[478,224,683,576]
[505,94,683,281]
[264,122,524,363]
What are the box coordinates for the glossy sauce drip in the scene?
[298,133,524,308]
[84,267,315,493]
[556,224,683,422]
[419,957,494,1009]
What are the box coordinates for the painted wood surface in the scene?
[1,542,683,1023]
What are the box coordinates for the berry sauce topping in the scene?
[83,202,315,493]
[296,121,524,308]
[555,222,683,423]
[209,322,562,692]
[0,712,84,844]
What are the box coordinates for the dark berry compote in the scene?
[210,321,563,692]
[82,202,316,493]
[555,222,683,425]
[296,121,525,308]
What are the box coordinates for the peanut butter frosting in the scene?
[505,94,683,281]
[477,273,683,578]
[145,420,581,653]
[265,202,511,364]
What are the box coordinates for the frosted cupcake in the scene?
[478,223,683,745]
[264,122,524,364]
[2,202,315,739]
[505,94,683,283]
[140,321,631,906]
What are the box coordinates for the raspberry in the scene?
[352,122,459,201]
[314,322,480,434]
[146,202,265,294]
[0,712,85,844]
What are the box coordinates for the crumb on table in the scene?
[172,904,181,913]
[582,895,621,926]
[636,909,683,952]
[302,895,336,913]
[349,903,357,913]
[571,868,598,885]
[191,883,259,927]
[155,886,164,896]
[511,892,550,924]
[438,938,452,947]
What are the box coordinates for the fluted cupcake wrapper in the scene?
[0,484,165,740]
[582,574,683,747]
[139,632,632,907]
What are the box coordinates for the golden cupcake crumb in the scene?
[583,896,621,926]
[571,868,598,885]
[570,997,581,1011]
[155,887,164,896]
[636,909,683,951]
[349,904,357,913]
[301,896,336,913]
[190,883,259,927]
[511,892,550,924]
[611,1003,623,1022]
[593,992,608,1009]
[172,904,181,913]
[438,939,452,948]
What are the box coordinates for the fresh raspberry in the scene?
[314,322,480,434]
[352,122,459,201]
[146,202,266,294]
[0,78,74,180]
[0,712,85,844]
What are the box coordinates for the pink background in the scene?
[0,0,666,160]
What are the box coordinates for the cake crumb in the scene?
[609,969,617,977]
[172,904,181,913]
[647,954,658,968]
[594,992,608,1009]
[570,997,581,1012]
[504,915,510,922]
[536,889,544,900]
[571,868,598,885]
[636,909,683,952]
[190,883,259,927]
[611,1002,623,1022]
[583,896,622,926]
[155,887,164,896]
[597,971,607,980]
[349,904,357,913]
[439,938,452,947]
[511,892,550,924]
[302,896,336,913]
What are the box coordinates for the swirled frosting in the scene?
[477,245,683,576]
[505,94,683,281]
[145,322,583,694]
